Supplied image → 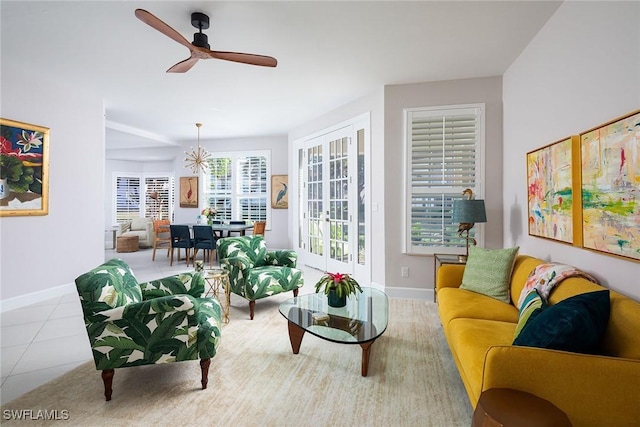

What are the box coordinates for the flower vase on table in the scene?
[201,207,217,226]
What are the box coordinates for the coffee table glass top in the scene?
[278,288,389,344]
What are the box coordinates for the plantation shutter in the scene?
[406,105,483,254]
[115,176,141,223]
[204,151,269,223]
[144,176,174,221]
[237,155,267,222]
[204,157,232,220]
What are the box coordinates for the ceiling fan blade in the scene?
[135,9,194,51]
[208,51,278,68]
[167,56,200,73]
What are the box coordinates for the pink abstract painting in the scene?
[527,138,573,243]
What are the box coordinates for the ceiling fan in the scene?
[134,8,278,72]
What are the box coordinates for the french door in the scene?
[296,114,370,283]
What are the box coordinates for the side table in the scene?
[433,253,466,302]
[116,235,139,253]
[204,269,231,324]
[472,388,572,427]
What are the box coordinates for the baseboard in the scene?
[0,282,76,313]
[384,286,433,301]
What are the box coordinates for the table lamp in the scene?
[452,189,487,261]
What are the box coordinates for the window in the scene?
[144,176,174,221]
[114,174,174,224]
[115,176,140,223]
[203,151,270,224]
[404,104,484,254]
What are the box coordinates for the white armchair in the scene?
[119,217,155,248]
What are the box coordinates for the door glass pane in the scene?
[298,148,304,249]
[328,137,349,263]
[307,145,323,256]
[357,128,365,265]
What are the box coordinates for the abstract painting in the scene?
[527,137,575,243]
[0,118,50,216]
[581,110,640,261]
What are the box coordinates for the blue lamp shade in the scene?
[452,199,487,224]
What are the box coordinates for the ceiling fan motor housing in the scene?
[191,12,210,49]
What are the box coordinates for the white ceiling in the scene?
[1,1,561,161]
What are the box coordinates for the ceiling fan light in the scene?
[193,32,210,49]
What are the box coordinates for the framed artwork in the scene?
[580,110,640,261]
[179,176,198,208]
[271,174,288,209]
[527,136,578,244]
[0,118,50,216]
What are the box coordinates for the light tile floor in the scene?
[1,247,322,405]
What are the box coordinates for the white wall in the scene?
[1,63,105,303]
[384,77,504,297]
[503,1,640,300]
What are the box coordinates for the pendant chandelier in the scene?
[184,122,211,174]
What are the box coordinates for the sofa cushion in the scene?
[514,290,610,354]
[438,287,519,333]
[513,289,545,339]
[447,318,517,404]
[130,217,149,231]
[460,246,519,303]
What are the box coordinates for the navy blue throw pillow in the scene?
[513,290,610,354]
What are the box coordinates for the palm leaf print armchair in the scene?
[75,259,222,401]
[217,235,303,319]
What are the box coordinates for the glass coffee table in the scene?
[278,288,389,376]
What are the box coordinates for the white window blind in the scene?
[236,155,267,221]
[144,176,175,221]
[204,151,270,224]
[114,173,174,224]
[405,105,484,254]
[115,176,141,223]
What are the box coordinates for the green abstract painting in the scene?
[581,111,640,261]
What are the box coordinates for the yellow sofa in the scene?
[436,254,640,426]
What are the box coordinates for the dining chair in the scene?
[211,220,223,238]
[170,224,194,266]
[193,225,217,269]
[152,219,171,261]
[227,220,247,237]
[252,221,266,236]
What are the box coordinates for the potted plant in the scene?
[315,272,363,307]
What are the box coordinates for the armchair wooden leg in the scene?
[200,358,211,389]
[249,301,255,320]
[102,369,114,401]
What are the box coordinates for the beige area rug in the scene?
[1,297,472,426]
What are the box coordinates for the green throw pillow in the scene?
[513,289,546,339]
[513,290,610,354]
[460,246,519,303]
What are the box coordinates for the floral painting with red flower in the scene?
[0,118,50,216]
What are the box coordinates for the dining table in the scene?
[182,222,254,237]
